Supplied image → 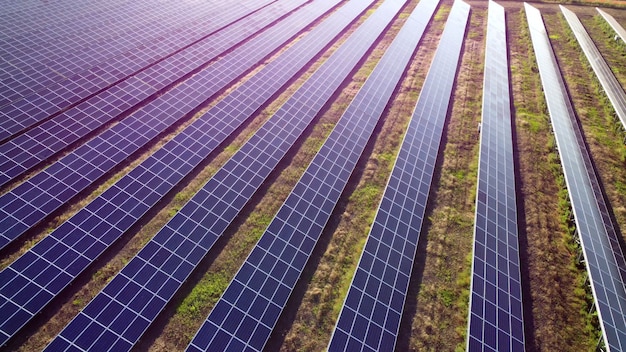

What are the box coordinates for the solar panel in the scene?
[0,0,303,187]
[466,2,525,351]
[0,0,276,143]
[597,8,626,45]
[561,1,626,307]
[0,0,332,252]
[42,1,390,349]
[0,1,144,64]
[0,0,113,23]
[0,0,199,105]
[0,0,145,40]
[327,1,470,351]
[560,6,626,139]
[1,1,189,55]
[0,0,260,107]
[184,0,450,350]
[0,0,361,347]
[525,4,626,351]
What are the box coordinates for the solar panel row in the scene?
[0,0,243,106]
[0,0,107,17]
[467,2,525,351]
[0,0,299,187]
[1,0,196,101]
[43,1,390,349]
[597,8,626,44]
[327,1,470,351]
[0,0,149,32]
[0,0,275,142]
[0,0,330,251]
[1,0,201,57]
[558,7,626,302]
[560,6,626,139]
[0,0,135,41]
[0,0,348,345]
[184,0,442,349]
[525,4,626,351]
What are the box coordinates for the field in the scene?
[2,0,626,351]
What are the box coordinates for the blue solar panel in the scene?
[560,6,626,141]
[0,0,267,108]
[328,1,470,351]
[0,0,145,40]
[185,0,437,350]
[0,0,327,251]
[0,0,301,187]
[597,7,626,44]
[42,0,399,349]
[0,0,350,346]
[0,0,198,105]
[466,2,525,351]
[525,4,626,351]
[0,0,108,22]
[0,0,276,143]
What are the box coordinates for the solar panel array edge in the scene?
[557,5,626,298]
[4,0,624,350]
[525,3,626,351]
[559,5,626,139]
[596,7,626,44]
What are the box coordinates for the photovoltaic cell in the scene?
[0,0,201,105]
[0,0,149,40]
[0,0,327,252]
[0,0,258,107]
[0,0,121,23]
[184,0,446,350]
[0,0,300,187]
[466,2,525,351]
[0,0,275,143]
[596,8,626,45]
[0,0,348,346]
[40,1,390,350]
[2,1,209,60]
[560,6,626,138]
[328,1,470,351]
[43,0,389,350]
[0,0,153,63]
[525,4,626,351]
[0,1,197,59]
